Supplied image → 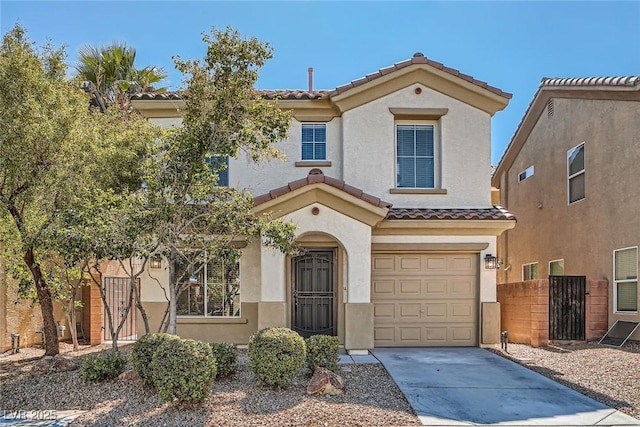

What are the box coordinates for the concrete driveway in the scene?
[371,348,640,426]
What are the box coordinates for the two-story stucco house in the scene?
[492,76,640,341]
[129,53,515,353]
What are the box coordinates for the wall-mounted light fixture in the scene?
[150,256,162,269]
[484,254,502,270]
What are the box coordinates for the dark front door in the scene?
[292,250,336,337]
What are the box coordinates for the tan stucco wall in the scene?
[496,97,640,339]
[232,117,343,195]
[345,303,374,351]
[285,202,373,303]
[342,84,492,208]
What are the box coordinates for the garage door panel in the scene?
[372,256,395,272]
[424,303,447,318]
[373,303,395,319]
[399,303,421,319]
[399,280,421,295]
[373,279,395,296]
[372,252,478,347]
[398,255,421,271]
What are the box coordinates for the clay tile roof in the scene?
[329,52,511,99]
[131,53,511,104]
[540,76,640,88]
[386,205,516,221]
[254,169,392,209]
[129,92,183,101]
[260,90,330,100]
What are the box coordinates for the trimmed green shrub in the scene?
[305,335,340,374]
[81,350,127,383]
[210,342,237,377]
[131,333,181,388]
[151,338,217,404]
[248,327,305,388]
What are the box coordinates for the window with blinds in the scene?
[549,259,565,275]
[523,262,539,281]
[615,247,638,312]
[301,123,327,161]
[396,124,435,188]
[568,143,585,204]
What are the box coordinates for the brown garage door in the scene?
[372,253,478,347]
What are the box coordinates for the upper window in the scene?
[301,123,326,161]
[567,143,585,204]
[396,124,435,188]
[519,165,535,182]
[523,262,539,281]
[205,154,229,187]
[549,259,565,275]
[176,257,241,317]
[614,247,638,313]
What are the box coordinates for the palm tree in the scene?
[75,43,167,111]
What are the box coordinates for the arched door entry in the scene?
[292,249,336,337]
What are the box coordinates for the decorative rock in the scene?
[306,367,345,396]
[118,369,139,382]
[32,355,78,374]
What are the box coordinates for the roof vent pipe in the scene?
[308,67,313,92]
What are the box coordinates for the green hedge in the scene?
[81,350,127,383]
[210,342,237,377]
[151,338,217,404]
[248,327,305,388]
[305,335,340,374]
[131,333,181,388]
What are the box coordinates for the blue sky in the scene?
[2,1,639,164]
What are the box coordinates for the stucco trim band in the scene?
[389,188,448,194]
[388,107,449,120]
[371,243,489,252]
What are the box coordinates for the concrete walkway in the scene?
[372,347,640,426]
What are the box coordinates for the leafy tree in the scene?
[0,25,158,355]
[149,27,299,334]
[75,42,167,111]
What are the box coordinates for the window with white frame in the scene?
[568,143,585,203]
[519,165,534,182]
[523,262,539,280]
[176,257,240,317]
[301,123,326,160]
[614,247,638,313]
[396,124,436,188]
[549,259,565,275]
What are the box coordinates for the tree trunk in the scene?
[132,277,150,335]
[24,248,59,356]
[168,261,177,335]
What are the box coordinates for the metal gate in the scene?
[549,275,586,341]
[292,250,336,338]
[103,277,138,341]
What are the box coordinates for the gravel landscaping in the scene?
[492,341,640,419]
[0,343,420,426]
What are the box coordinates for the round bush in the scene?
[305,335,340,375]
[81,350,127,383]
[151,338,217,404]
[210,342,237,377]
[248,327,306,388]
[131,333,181,388]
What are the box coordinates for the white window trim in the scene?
[518,165,535,182]
[522,262,539,281]
[177,255,241,318]
[567,142,585,205]
[394,120,440,189]
[549,259,565,276]
[301,122,327,161]
[613,246,638,314]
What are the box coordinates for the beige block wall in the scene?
[497,97,640,340]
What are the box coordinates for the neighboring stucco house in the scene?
[129,53,515,353]
[492,76,640,340]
